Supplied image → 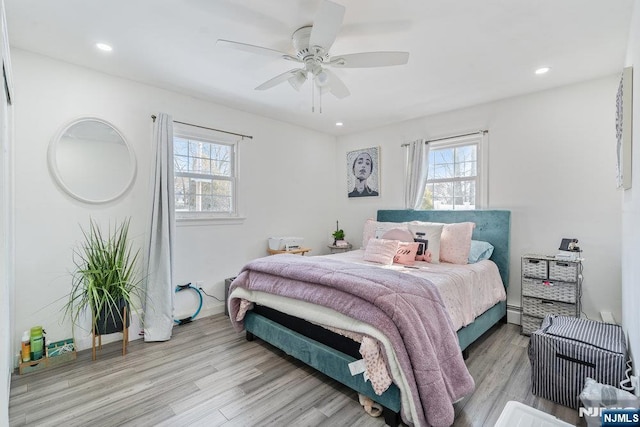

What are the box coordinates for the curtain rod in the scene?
[151,115,253,140]
[401,130,487,147]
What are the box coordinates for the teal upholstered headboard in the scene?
[376,210,511,287]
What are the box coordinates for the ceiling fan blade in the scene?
[322,69,350,99]
[287,70,308,91]
[330,51,409,68]
[255,69,301,90]
[217,39,300,62]
[309,0,345,51]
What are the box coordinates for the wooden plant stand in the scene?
[92,305,129,361]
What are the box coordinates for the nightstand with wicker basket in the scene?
[521,254,582,335]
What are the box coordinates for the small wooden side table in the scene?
[328,243,353,254]
[267,247,312,256]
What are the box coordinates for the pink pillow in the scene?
[440,222,476,264]
[393,242,420,265]
[363,239,399,265]
[382,228,414,242]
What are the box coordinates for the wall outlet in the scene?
[195,280,203,288]
[600,311,616,324]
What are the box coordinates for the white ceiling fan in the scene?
[216,0,409,102]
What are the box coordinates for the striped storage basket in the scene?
[529,315,628,409]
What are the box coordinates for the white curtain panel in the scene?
[404,139,429,209]
[144,113,175,341]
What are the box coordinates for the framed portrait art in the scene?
[346,146,380,198]
[616,66,633,190]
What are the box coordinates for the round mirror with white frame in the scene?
[48,117,136,204]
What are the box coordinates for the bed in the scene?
[228,209,510,426]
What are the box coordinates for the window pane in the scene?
[432,163,451,180]
[453,145,477,177]
[429,149,455,179]
[453,180,476,209]
[431,181,454,209]
[425,141,479,210]
[174,156,188,173]
[174,177,190,211]
[174,176,232,213]
[174,138,189,156]
[189,142,210,174]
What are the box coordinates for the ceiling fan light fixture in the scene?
[315,69,330,87]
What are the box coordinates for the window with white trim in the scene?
[420,133,487,210]
[173,123,238,219]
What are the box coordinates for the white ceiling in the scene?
[4,0,635,136]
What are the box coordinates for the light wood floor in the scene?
[9,314,582,426]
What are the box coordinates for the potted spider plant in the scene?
[63,218,143,336]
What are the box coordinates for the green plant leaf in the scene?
[62,217,145,335]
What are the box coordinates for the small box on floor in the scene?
[19,339,76,375]
[529,315,628,409]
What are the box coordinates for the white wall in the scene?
[11,49,337,352]
[622,1,640,376]
[0,0,13,423]
[336,76,622,322]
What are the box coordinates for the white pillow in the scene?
[361,219,409,249]
[381,228,414,242]
[363,238,399,265]
[407,221,444,264]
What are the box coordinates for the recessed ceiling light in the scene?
[336,122,343,127]
[535,67,551,75]
[96,43,113,52]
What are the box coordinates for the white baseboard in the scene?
[75,310,145,351]
[198,302,224,319]
[507,304,522,325]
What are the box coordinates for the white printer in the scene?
[268,236,304,251]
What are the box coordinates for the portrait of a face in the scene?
[353,152,373,181]
[346,147,380,198]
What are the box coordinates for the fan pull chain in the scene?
[311,76,315,113]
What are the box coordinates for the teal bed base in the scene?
[243,210,511,425]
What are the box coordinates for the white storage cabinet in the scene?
[521,254,582,335]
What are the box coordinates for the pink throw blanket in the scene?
[228,254,475,427]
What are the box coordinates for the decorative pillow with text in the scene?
[393,241,421,266]
[407,221,444,264]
